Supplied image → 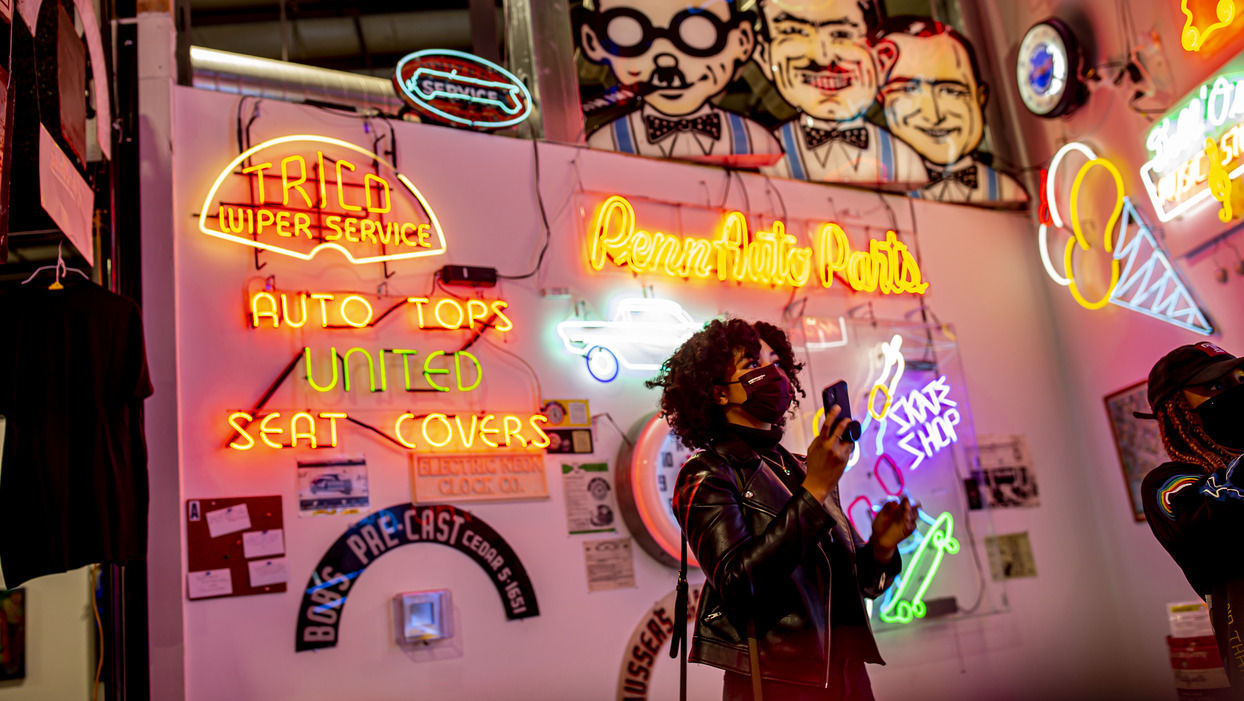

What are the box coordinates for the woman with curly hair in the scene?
[647,318,917,701]
[1140,343,1244,689]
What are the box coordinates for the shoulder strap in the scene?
[747,619,765,701]
[669,530,689,701]
[681,445,764,700]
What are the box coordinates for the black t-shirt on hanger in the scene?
[0,277,152,587]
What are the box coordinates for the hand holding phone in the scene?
[822,380,862,442]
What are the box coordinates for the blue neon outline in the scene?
[585,345,620,383]
[394,49,534,129]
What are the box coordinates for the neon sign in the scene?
[1180,0,1238,52]
[890,377,960,470]
[199,135,448,264]
[227,411,549,452]
[588,196,929,295]
[1040,142,1214,334]
[303,348,483,393]
[249,291,512,332]
[877,511,960,624]
[393,50,534,130]
[844,454,960,626]
[556,298,701,381]
[1140,64,1244,221]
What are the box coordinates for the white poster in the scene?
[297,456,370,516]
[562,462,618,535]
[583,537,636,592]
[39,126,94,266]
[968,434,1039,509]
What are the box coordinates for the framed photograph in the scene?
[0,588,25,681]
[1104,380,1168,521]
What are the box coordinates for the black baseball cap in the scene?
[1137,342,1244,418]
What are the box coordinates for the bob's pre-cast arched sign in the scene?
[295,503,539,651]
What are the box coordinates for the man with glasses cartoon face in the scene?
[578,0,782,166]
[879,17,1027,204]
[756,0,925,187]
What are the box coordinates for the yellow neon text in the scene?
[303,347,482,393]
[247,291,511,331]
[588,195,926,295]
[226,411,348,450]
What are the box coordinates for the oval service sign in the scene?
[393,49,533,130]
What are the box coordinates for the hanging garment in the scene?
[0,278,152,587]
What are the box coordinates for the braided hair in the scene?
[1156,393,1233,471]
[645,318,805,450]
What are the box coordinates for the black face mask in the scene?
[1195,384,1244,453]
[723,364,793,424]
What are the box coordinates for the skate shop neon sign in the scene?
[587,196,929,295]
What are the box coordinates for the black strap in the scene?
[670,529,689,701]
[747,618,764,701]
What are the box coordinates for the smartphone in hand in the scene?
[822,380,862,442]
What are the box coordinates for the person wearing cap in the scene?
[1140,342,1244,686]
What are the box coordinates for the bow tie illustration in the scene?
[802,125,869,151]
[926,164,979,189]
[644,113,723,143]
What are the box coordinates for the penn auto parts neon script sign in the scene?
[198,135,448,264]
[587,195,929,296]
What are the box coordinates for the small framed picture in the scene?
[1103,380,1167,522]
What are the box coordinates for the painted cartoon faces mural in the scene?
[878,17,1027,204]
[574,2,1027,207]
[579,0,783,165]
[756,0,923,186]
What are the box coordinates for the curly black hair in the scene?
[645,318,805,450]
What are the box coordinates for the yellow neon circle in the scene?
[868,384,892,421]
[339,295,374,327]
[1065,157,1124,311]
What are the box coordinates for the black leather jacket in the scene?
[673,434,900,687]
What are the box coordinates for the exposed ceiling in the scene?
[187,0,503,78]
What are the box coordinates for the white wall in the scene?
[162,85,1153,699]
[964,1,1244,698]
[0,566,95,701]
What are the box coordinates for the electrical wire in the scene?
[497,135,553,280]
[480,334,543,403]
[594,412,634,448]
[90,565,104,701]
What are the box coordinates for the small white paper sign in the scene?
[242,529,285,559]
[205,504,252,538]
[187,568,233,599]
[248,558,289,588]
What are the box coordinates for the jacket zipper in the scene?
[746,492,835,691]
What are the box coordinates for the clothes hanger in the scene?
[19,240,90,289]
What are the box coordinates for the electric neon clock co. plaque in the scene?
[198,134,448,265]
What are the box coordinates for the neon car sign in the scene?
[199,135,448,264]
[393,50,534,130]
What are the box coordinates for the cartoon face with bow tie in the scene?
[578,0,782,165]
[755,0,925,186]
[878,17,1027,204]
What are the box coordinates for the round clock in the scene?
[615,412,699,569]
[1016,18,1084,118]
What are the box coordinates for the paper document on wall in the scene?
[187,568,234,599]
[247,559,289,588]
[242,529,285,559]
[205,504,252,538]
